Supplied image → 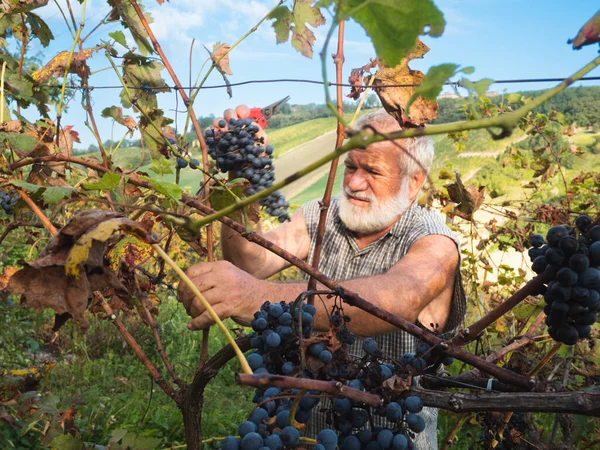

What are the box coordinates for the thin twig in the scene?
[15,188,58,236]
[307,20,345,305]
[99,293,178,401]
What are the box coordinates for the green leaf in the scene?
[0,132,38,152]
[42,186,75,204]
[406,63,459,113]
[506,93,522,104]
[139,176,182,200]
[107,0,154,56]
[210,185,245,211]
[337,0,445,66]
[269,0,326,58]
[82,172,123,191]
[109,30,128,47]
[49,434,84,450]
[10,180,74,204]
[139,109,172,160]
[461,78,494,97]
[109,429,129,444]
[150,157,173,176]
[26,13,54,47]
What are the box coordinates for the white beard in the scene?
[338,179,412,234]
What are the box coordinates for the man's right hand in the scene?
[208,105,268,146]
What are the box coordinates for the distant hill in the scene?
[434,85,600,127]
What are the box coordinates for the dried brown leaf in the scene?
[211,42,232,75]
[8,266,92,329]
[446,173,485,221]
[32,49,95,84]
[368,39,438,127]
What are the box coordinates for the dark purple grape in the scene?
[575,215,592,231]
[546,226,569,247]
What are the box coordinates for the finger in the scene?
[235,105,250,119]
[180,275,218,310]
[186,262,215,278]
[224,108,238,122]
[187,302,231,331]
[256,126,268,146]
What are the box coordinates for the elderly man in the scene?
[179,108,466,449]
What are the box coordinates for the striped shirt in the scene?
[301,196,466,450]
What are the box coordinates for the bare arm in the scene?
[221,208,311,279]
[181,234,459,335]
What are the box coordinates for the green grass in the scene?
[569,129,600,146]
[270,110,374,158]
[1,295,255,448]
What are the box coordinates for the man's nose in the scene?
[347,171,368,192]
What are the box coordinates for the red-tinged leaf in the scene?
[568,10,600,50]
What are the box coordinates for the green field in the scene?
[269,111,366,158]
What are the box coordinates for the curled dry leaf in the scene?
[354,40,438,127]
[211,41,233,75]
[7,210,156,330]
[9,266,93,328]
[347,58,379,100]
[0,120,22,133]
[445,172,485,221]
[568,9,600,50]
[0,0,48,14]
[32,48,96,84]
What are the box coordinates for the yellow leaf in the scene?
[65,219,124,278]
[107,236,152,271]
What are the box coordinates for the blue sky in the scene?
[22,1,600,147]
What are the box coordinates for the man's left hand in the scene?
[177,260,264,330]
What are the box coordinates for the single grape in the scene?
[406,413,426,433]
[248,353,264,371]
[238,421,257,437]
[222,436,240,450]
[385,402,402,421]
[317,429,338,450]
[529,234,545,248]
[362,337,378,354]
[377,429,394,449]
[240,432,263,450]
[176,157,188,169]
[334,397,352,415]
[546,226,569,247]
[319,350,333,364]
[392,434,408,450]
[404,396,423,414]
[281,426,300,448]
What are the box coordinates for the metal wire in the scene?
[35,75,600,91]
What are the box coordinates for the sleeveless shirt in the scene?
[301,196,467,450]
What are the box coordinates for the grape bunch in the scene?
[527,215,600,345]
[222,299,445,450]
[205,118,290,222]
[0,190,19,214]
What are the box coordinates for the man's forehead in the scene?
[347,142,402,163]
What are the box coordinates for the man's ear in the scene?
[409,171,427,199]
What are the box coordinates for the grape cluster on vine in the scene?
[220,297,452,450]
[527,215,600,345]
[205,118,290,222]
[0,190,19,214]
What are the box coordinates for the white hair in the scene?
[354,108,434,178]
